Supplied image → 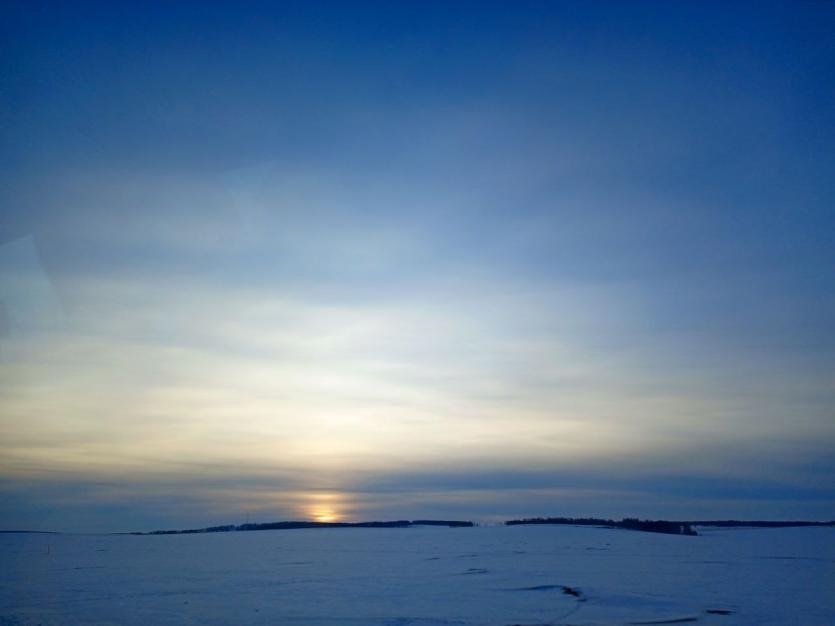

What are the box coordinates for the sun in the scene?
[304,492,347,523]
[312,507,340,523]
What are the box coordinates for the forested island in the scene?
[134,519,474,535]
[682,520,835,528]
[505,517,835,536]
[505,517,698,535]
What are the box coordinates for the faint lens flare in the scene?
[0,235,63,338]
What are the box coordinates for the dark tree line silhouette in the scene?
[505,517,835,535]
[136,519,474,535]
[505,517,697,535]
[133,517,833,536]
[679,520,835,528]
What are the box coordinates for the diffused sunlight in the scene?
[1,1,834,532]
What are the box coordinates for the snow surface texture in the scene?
[1,525,833,625]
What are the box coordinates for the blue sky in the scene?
[1,1,834,532]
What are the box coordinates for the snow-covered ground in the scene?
[1,524,833,625]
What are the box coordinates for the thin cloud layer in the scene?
[1,2,833,531]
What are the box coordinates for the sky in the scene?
[1,1,834,532]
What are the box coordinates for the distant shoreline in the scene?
[131,519,475,535]
[505,517,835,536]
[507,517,697,535]
[3,518,833,536]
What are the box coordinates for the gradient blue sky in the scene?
[1,1,834,532]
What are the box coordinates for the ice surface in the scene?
[1,525,833,625]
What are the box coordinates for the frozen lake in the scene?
[2,524,833,625]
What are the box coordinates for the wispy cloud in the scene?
[2,1,833,530]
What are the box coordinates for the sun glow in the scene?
[305,492,348,523]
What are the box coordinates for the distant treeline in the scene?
[505,517,835,535]
[505,517,697,536]
[133,517,834,536]
[136,519,474,535]
[683,520,835,528]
